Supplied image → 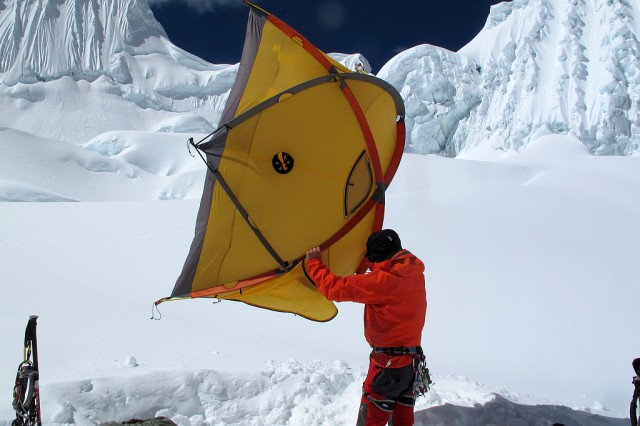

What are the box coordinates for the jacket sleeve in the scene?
[306,258,388,304]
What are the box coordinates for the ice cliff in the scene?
[378,0,640,156]
[0,0,236,142]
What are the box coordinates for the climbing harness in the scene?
[371,346,433,397]
[12,315,41,426]
[412,353,433,397]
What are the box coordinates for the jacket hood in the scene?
[371,250,425,277]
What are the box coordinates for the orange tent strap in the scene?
[338,83,384,180]
[189,273,276,299]
[384,122,406,184]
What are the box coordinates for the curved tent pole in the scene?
[161,2,406,313]
[188,138,290,272]
[187,71,405,280]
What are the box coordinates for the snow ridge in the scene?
[0,0,167,84]
[36,363,630,425]
[0,0,237,142]
[44,361,360,425]
[485,0,529,29]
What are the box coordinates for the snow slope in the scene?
[1,132,639,424]
[0,127,205,201]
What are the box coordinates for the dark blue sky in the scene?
[151,0,508,72]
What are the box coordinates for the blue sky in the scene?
[151,0,508,72]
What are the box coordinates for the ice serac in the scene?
[379,0,640,157]
[377,45,482,156]
[0,0,168,84]
[0,0,236,143]
[457,0,640,156]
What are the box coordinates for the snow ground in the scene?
[1,132,639,425]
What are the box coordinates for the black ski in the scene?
[12,315,42,426]
[632,357,640,426]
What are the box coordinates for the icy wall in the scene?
[380,0,640,156]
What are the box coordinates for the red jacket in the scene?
[306,250,426,348]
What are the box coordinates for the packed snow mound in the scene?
[456,0,640,156]
[38,366,626,425]
[43,361,361,425]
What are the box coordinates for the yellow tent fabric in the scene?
[156,1,405,322]
[216,262,338,322]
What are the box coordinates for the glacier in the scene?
[381,0,640,156]
[1,0,640,157]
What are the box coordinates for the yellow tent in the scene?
[156,1,405,322]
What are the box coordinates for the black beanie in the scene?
[633,357,640,375]
[366,229,402,263]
